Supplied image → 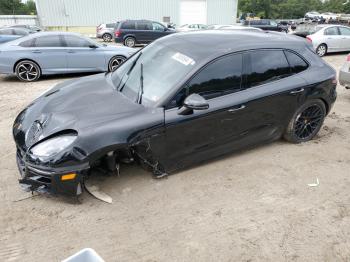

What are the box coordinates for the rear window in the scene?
[121,21,136,30]
[284,51,308,74]
[106,23,116,28]
[19,39,34,47]
[0,29,13,35]
[247,50,290,87]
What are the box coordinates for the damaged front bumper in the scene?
[16,149,88,196]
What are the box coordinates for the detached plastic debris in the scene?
[85,180,113,204]
[308,178,320,187]
[62,248,105,262]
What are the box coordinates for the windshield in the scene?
[111,42,196,107]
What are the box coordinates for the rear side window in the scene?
[19,39,34,47]
[64,35,91,47]
[324,27,339,35]
[137,21,152,30]
[34,35,62,47]
[188,54,243,100]
[247,50,290,87]
[284,51,308,74]
[121,21,136,30]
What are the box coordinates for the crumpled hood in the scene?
[13,73,143,151]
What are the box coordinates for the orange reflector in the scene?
[61,173,77,181]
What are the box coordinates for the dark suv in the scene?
[114,19,175,47]
[244,19,288,32]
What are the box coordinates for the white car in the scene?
[177,24,208,32]
[208,24,262,31]
[305,11,321,19]
[306,25,350,56]
[320,12,339,20]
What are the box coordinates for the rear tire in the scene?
[102,33,112,42]
[124,37,136,48]
[15,60,41,82]
[284,100,326,143]
[316,44,327,57]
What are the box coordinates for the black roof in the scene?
[157,30,308,62]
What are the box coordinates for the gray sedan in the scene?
[0,32,136,81]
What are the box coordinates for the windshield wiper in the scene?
[137,63,144,104]
[118,51,142,91]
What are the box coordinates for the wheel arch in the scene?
[13,58,41,73]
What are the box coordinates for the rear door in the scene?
[28,34,67,73]
[338,26,350,51]
[63,34,106,72]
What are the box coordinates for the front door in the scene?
[324,26,343,52]
[338,26,350,51]
[63,35,106,72]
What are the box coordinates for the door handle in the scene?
[67,50,75,53]
[228,105,246,113]
[290,88,304,94]
[32,50,41,53]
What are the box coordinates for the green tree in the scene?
[0,0,36,15]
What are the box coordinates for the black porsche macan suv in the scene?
[13,30,337,196]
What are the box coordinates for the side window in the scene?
[324,27,339,35]
[284,51,308,74]
[121,21,136,30]
[188,54,243,100]
[13,29,28,36]
[152,22,165,31]
[19,39,34,47]
[247,50,290,88]
[339,27,350,36]
[137,21,152,30]
[34,35,62,47]
[64,35,91,47]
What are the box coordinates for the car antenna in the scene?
[137,63,144,104]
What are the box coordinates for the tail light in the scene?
[332,76,337,85]
[306,36,312,43]
[346,54,350,62]
[115,30,121,37]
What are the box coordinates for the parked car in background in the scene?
[0,28,30,44]
[8,24,42,33]
[208,24,261,31]
[339,54,350,89]
[13,30,337,196]
[320,12,339,20]
[176,24,208,32]
[0,32,135,81]
[305,11,321,20]
[96,23,115,42]
[114,19,175,47]
[243,19,288,32]
[306,25,350,56]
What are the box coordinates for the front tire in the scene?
[108,55,126,72]
[284,100,326,143]
[124,37,136,47]
[15,60,41,82]
[316,44,327,57]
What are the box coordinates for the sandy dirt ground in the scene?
[0,54,350,262]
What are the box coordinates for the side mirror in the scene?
[178,94,209,115]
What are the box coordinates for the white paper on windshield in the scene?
[172,52,195,66]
